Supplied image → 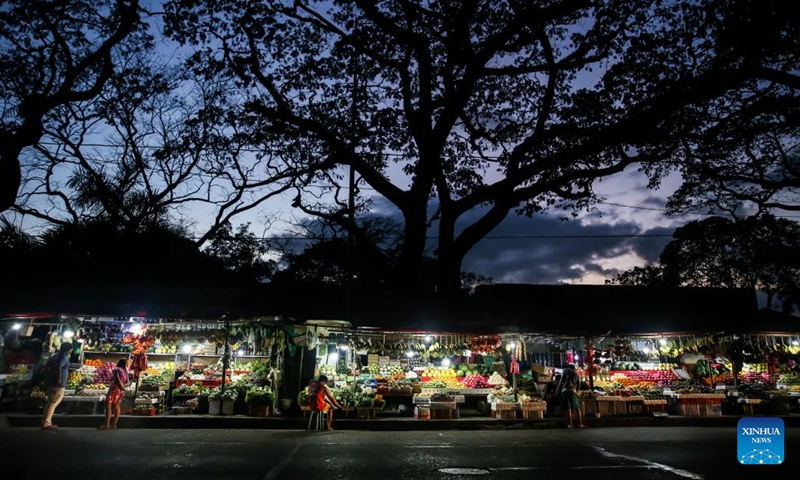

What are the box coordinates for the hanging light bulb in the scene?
[793,341,799,347]
[406,351,415,358]
[130,323,143,335]
[182,344,193,354]
[442,358,451,367]
[237,349,245,356]
[63,330,74,339]
[643,347,651,355]
[659,338,668,346]
[12,323,21,331]
[424,336,431,343]
[329,353,339,363]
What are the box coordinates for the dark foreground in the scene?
[0,427,795,479]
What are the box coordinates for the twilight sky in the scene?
[8,1,799,290]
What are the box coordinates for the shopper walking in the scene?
[557,364,585,429]
[41,343,72,430]
[309,375,343,431]
[99,359,130,430]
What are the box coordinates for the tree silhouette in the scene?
[0,0,144,214]
[609,215,800,312]
[164,0,800,293]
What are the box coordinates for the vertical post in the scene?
[221,317,230,395]
[346,21,359,394]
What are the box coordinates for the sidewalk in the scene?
[4,413,800,430]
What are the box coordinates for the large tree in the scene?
[609,215,800,312]
[10,46,309,245]
[0,0,144,214]
[163,0,800,294]
[666,2,800,215]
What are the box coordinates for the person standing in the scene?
[309,375,343,431]
[98,359,129,430]
[41,343,72,430]
[557,364,585,429]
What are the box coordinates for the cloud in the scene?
[363,196,676,284]
[456,208,673,284]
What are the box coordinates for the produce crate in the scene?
[139,385,169,392]
[356,407,380,420]
[520,401,547,411]
[522,409,544,420]
[596,398,629,416]
[580,398,599,417]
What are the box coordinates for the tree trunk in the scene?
[0,141,24,214]
[394,207,429,292]
[435,209,463,296]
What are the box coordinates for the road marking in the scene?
[592,445,704,480]
[493,466,661,471]
[263,443,300,480]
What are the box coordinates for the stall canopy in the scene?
[2,281,794,335]
[470,284,757,335]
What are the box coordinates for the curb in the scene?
[5,414,800,430]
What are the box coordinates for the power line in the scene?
[245,233,674,241]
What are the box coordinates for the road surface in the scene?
[0,427,794,479]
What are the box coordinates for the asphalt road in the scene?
[0,427,795,479]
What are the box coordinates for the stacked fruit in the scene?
[83,383,108,391]
[487,372,507,386]
[461,374,490,388]
[84,359,104,368]
[67,371,84,389]
[379,364,405,376]
[422,367,456,379]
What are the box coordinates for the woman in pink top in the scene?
[99,359,129,430]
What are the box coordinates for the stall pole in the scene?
[298,346,305,389]
[221,317,231,395]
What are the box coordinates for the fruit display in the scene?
[82,383,109,391]
[642,392,666,400]
[430,393,454,402]
[778,373,800,386]
[422,367,457,379]
[423,380,447,388]
[66,371,86,389]
[460,374,490,388]
[487,372,507,386]
[380,365,405,376]
[84,359,104,368]
[455,363,485,377]
[93,362,118,385]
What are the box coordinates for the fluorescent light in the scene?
[659,338,668,346]
[406,351,415,358]
[340,345,348,351]
[329,353,339,363]
[424,336,431,342]
[442,358,451,367]
[182,344,193,354]
[12,323,21,331]
[63,330,74,339]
